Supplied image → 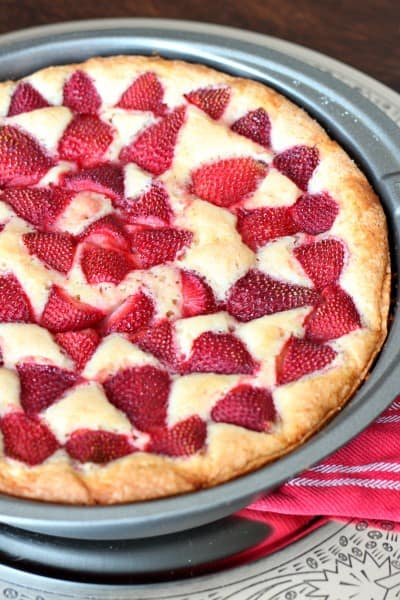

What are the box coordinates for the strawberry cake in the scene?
[0,56,389,504]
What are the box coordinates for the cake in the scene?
[0,56,389,504]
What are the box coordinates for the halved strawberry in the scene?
[231,108,271,148]
[58,114,113,166]
[63,70,101,115]
[2,187,73,228]
[62,163,124,202]
[78,214,130,251]
[104,291,154,335]
[130,227,193,268]
[227,270,319,322]
[135,320,180,369]
[80,244,135,285]
[190,157,268,207]
[294,239,345,289]
[291,192,339,234]
[184,86,230,120]
[8,82,50,116]
[0,274,33,323]
[0,125,53,186]
[55,329,99,371]
[237,206,298,251]
[41,285,104,332]
[211,384,276,432]
[121,183,172,226]
[273,145,319,191]
[117,72,166,116]
[305,285,361,342]
[103,365,171,432]
[17,363,79,415]
[66,429,134,463]
[1,412,60,465]
[23,232,76,274]
[119,105,186,176]
[183,332,258,375]
[276,335,337,385]
[181,270,217,317]
[148,415,207,457]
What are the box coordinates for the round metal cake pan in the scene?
[0,19,399,541]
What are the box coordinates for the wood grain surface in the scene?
[0,0,399,91]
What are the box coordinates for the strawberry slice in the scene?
[78,214,130,251]
[183,332,258,375]
[58,114,113,166]
[273,145,319,191]
[55,329,99,371]
[117,72,166,116]
[276,335,337,385]
[1,412,60,465]
[119,105,186,176]
[121,183,172,226]
[135,320,180,369]
[8,82,50,116]
[17,363,79,415]
[23,232,76,274]
[104,291,154,335]
[0,125,53,186]
[305,285,361,342]
[104,365,171,432]
[66,429,134,463]
[211,384,276,432]
[63,70,101,115]
[227,270,319,322]
[2,187,73,228]
[231,108,271,148]
[0,274,33,323]
[294,239,345,289]
[184,86,230,120]
[190,157,268,207]
[80,244,135,285]
[237,206,298,250]
[291,192,339,234]
[148,415,207,457]
[41,285,104,332]
[130,227,193,268]
[181,270,218,317]
[62,163,124,201]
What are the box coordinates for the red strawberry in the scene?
[1,412,60,465]
[2,187,73,228]
[117,72,166,116]
[121,183,172,226]
[103,365,171,432]
[294,239,345,289]
[17,363,79,415]
[80,244,135,285]
[58,114,113,166]
[148,415,207,457]
[119,105,186,175]
[211,385,276,432]
[0,125,53,186]
[305,285,361,342]
[66,429,134,463]
[135,320,179,369]
[190,157,268,208]
[276,335,337,385]
[237,206,298,251]
[8,82,50,116]
[291,192,339,234]
[181,270,217,317]
[79,214,130,251]
[63,70,101,114]
[0,274,33,323]
[183,332,258,375]
[23,232,76,274]
[62,163,124,201]
[273,145,319,191]
[184,86,230,120]
[104,291,154,335]
[231,108,271,148]
[130,227,193,268]
[55,329,99,371]
[41,286,104,332]
[227,270,319,322]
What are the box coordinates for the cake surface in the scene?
[0,55,389,504]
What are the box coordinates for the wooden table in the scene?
[1,0,399,91]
